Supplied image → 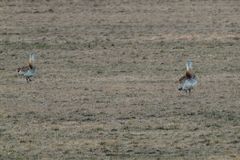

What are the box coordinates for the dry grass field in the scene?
[0,0,240,159]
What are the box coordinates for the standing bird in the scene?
[17,53,36,82]
[178,60,197,93]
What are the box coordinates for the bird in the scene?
[17,53,36,82]
[177,60,197,93]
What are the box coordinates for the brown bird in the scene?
[17,53,36,82]
[178,60,197,93]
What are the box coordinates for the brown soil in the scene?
[0,0,240,159]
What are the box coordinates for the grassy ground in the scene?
[0,0,240,159]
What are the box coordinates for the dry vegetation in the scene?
[0,0,240,159]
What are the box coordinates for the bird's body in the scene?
[178,60,197,93]
[17,53,36,82]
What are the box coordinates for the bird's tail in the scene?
[186,60,192,71]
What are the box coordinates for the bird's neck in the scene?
[186,70,193,79]
[29,63,33,69]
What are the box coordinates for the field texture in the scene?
[1,0,240,159]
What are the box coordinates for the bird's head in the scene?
[17,67,21,72]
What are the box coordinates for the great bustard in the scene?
[178,60,197,93]
[17,53,36,82]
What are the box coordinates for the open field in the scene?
[1,0,240,159]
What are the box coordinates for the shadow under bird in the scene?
[17,53,36,82]
[178,60,197,93]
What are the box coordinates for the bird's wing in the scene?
[181,78,197,90]
[18,66,30,75]
[23,68,35,77]
[179,75,187,83]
